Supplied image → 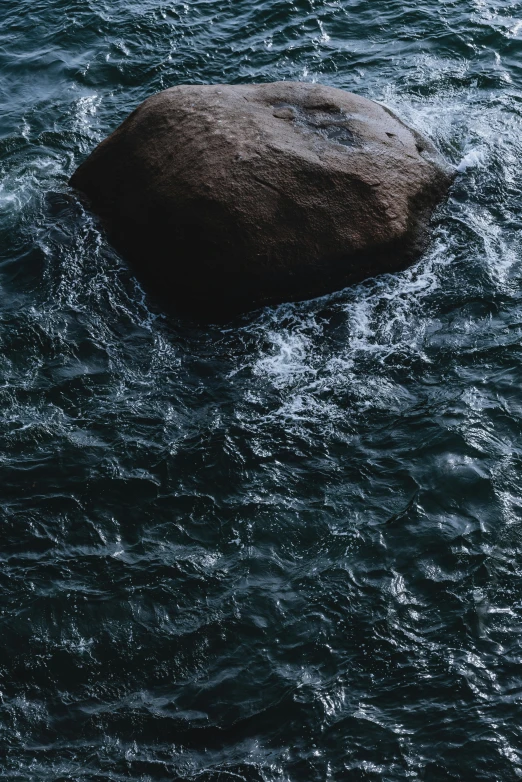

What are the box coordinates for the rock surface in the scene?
[70,81,453,319]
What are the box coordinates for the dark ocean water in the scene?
[2,1,522,779]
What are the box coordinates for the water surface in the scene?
[2,0,522,779]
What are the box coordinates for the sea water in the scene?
[2,1,522,779]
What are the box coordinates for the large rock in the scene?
[70,82,453,319]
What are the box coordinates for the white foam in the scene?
[253,328,316,389]
[457,147,487,172]
[0,155,62,213]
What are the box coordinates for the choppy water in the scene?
[2,0,522,779]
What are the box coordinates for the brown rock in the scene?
[70,81,453,319]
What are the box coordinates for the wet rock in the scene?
[70,81,454,319]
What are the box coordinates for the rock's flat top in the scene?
[70,82,453,319]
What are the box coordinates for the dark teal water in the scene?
[2,1,522,779]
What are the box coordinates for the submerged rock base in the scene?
[70,81,453,319]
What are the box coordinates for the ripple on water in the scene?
[2,0,522,780]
